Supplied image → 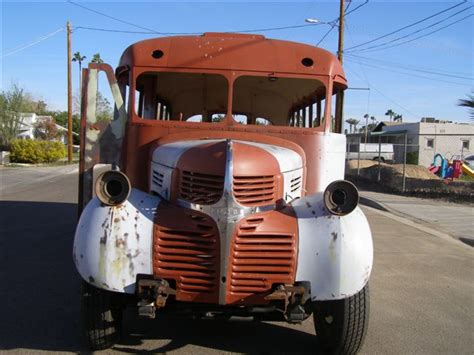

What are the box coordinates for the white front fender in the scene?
[292,193,373,300]
[73,189,161,293]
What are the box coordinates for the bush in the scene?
[406,151,419,165]
[10,139,66,164]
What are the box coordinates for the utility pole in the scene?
[67,21,73,163]
[334,0,345,133]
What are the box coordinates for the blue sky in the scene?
[1,1,473,125]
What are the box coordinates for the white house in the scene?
[372,119,474,166]
[17,113,76,144]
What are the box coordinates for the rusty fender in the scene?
[291,192,373,301]
[73,189,161,293]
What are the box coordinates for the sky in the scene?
[1,0,473,126]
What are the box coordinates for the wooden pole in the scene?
[334,0,345,133]
[67,21,73,163]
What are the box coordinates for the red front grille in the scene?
[233,175,276,206]
[179,171,224,205]
[154,203,220,303]
[227,210,298,304]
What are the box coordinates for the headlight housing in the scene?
[95,170,131,206]
[323,180,359,216]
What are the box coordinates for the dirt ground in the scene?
[346,160,474,203]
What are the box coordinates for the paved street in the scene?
[361,190,474,246]
[0,165,473,354]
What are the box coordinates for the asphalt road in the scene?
[0,165,473,354]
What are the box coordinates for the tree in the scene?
[91,53,104,64]
[393,114,403,122]
[96,91,113,122]
[458,92,474,119]
[345,118,359,134]
[52,111,80,145]
[72,52,86,91]
[385,109,395,122]
[34,117,59,141]
[0,84,33,149]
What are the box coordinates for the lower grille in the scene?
[153,203,219,303]
[227,210,298,304]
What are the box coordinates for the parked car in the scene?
[347,143,394,163]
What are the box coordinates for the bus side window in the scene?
[289,98,325,128]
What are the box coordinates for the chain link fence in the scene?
[345,132,474,192]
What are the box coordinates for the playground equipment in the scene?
[429,154,463,180]
[462,163,474,178]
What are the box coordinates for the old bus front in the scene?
[73,33,373,353]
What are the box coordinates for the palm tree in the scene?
[72,52,86,91]
[363,114,369,142]
[394,114,403,122]
[458,93,474,119]
[345,118,359,134]
[91,53,104,64]
[385,109,395,122]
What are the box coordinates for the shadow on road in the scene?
[0,201,82,352]
[115,314,318,354]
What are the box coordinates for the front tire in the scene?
[313,284,369,355]
[81,281,124,350]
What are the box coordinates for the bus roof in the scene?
[118,33,347,88]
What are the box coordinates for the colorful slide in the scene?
[462,163,474,178]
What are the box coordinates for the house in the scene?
[17,113,77,144]
[365,118,474,166]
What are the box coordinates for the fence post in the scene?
[357,135,361,176]
[402,133,407,193]
[377,135,382,182]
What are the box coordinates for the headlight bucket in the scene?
[95,170,131,206]
[323,180,359,216]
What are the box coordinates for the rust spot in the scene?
[136,232,140,241]
[114,218,120,223]
[306,201,312,208]
[80,254,84,259]
[115,238,126,248]
[89,276,95,283]
[124,233,129,237]
[121,216,126,221]
[331,232,338,241]
[102,282,110,288]
[311,210,316,215]
[100,230,107,244]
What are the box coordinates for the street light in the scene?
[305,18,321,24]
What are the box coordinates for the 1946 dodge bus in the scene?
[73,32,373,354]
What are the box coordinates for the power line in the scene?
[346,54,473,80]
[346,57,473,87]
[315,0,369,47]
[74,26,163,35]
[345,63,422,119]
[349,6,473,53]
[316,24,337,46]
[68,0,195,35]
[3,27,64,57]
[70,0,329,36]
[345,1,467,51]
[345,0,369,17]
[352,13,474,54]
